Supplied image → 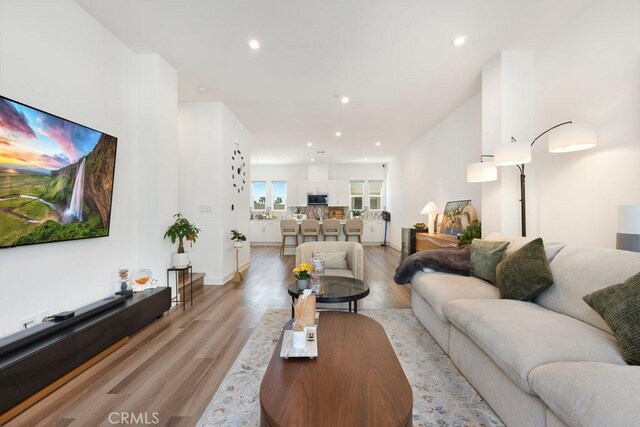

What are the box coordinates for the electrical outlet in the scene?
[38,311,51,323]
[20,315,37,330]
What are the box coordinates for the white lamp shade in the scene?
[420,201,439,215]
[548,123,597,153]
[467,162,497,182]
[618,205,640,234]
[495,141,531,166]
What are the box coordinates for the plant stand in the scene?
[231,247,243,283]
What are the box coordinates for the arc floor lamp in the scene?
[467,121,597,237]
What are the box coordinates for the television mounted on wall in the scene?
[0,95,117,249]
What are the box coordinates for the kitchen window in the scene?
[252,181,267,210]
[349,181,364,211]
[369,180,383,211]
[271,181,287,211]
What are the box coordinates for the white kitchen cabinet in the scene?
[250,221,281,243]
[362,220,385,243]
[264,221,280,243]
[250,221,264,243]
[327,181,349,206]
[327,182,338,205]
[295,182,308,206]
[307,182,328,195]
[337,181,350,206]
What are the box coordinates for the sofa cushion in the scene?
[324,269,353,279]
[583,271,640,365]
[496,238,554,301]
[536,245,640,334]
[319,251,348,269]
[529,362,640,427]
[485,232,565,262]
[411,272,499,323]
[443,299,625,394]
[470,239,509,284]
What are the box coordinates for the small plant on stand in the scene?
[230,228,247,248]
[164,213,200,267]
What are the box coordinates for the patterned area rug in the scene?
[197,309,503,426]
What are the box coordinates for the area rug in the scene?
[197,309,504,426]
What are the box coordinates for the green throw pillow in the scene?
[583,272,640,365]
[470,239,509,284]
[496,238,554,301]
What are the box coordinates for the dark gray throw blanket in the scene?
[394,246,471,284]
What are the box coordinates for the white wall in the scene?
[136,54,179,280]
[528,0,640,247]
[0,1,178,335]
[178,102,251,284]
[386,94,482,249]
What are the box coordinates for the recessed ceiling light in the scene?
[340,96,350,104]
[248,39,261,50]
[306,141,313,147]
[197,87,208,94]
[310,158,315,162]
[335,131,342,137]
[375,141,381,146]
[452,35,466,47]
[364,158,368,161]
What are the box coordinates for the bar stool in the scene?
[344,219,363,243]
[280,219,300,257]
[322,219,341,241]
[300,219,320,243]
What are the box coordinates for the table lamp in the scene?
[420,201,439,233]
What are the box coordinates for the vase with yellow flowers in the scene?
[293,263,312,290]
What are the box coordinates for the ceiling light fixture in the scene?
[340,96,350,104]
[375,141,381,146]
[248,39,261,50]
[452,35,466,47]
[364,158,368,161]
[197,87,208,94]
[306,142,313,147]
[335,131,342,137]
[310,158,315,162]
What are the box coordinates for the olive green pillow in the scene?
[470,239,509,284]
[583,272,640,365]
[496,238,554,301]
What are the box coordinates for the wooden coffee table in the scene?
[259,312,413,426]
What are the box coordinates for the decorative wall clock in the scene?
[231,142,245,194]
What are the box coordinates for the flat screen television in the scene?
[0,95,117,248]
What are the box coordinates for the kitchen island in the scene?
[250,219,386,253]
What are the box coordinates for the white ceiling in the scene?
[75,0,593,164]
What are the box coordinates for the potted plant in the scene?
[230,228,247,248]
[458,220,482,246]
[292,263,313,290]
[164,213,201,267]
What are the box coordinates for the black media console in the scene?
[0,287,171,414]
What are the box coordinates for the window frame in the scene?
[271,181,287,211]
[349,180,364,211]
[251,181,267,211]
[368,180,383,211]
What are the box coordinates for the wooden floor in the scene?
[8,245,410,427]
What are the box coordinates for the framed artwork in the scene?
[440,200,471,236]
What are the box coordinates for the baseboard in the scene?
[389,243,401,251]
[203,261,251,285]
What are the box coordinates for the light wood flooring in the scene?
[8,245,410,426]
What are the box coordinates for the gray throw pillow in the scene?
[496,238,554,301]
[470,239,509,284]
[583,272,640,365]
[319,251,348,269]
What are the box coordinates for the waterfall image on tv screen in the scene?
[0,95,117,248]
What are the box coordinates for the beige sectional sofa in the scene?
[411,233,640,427]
